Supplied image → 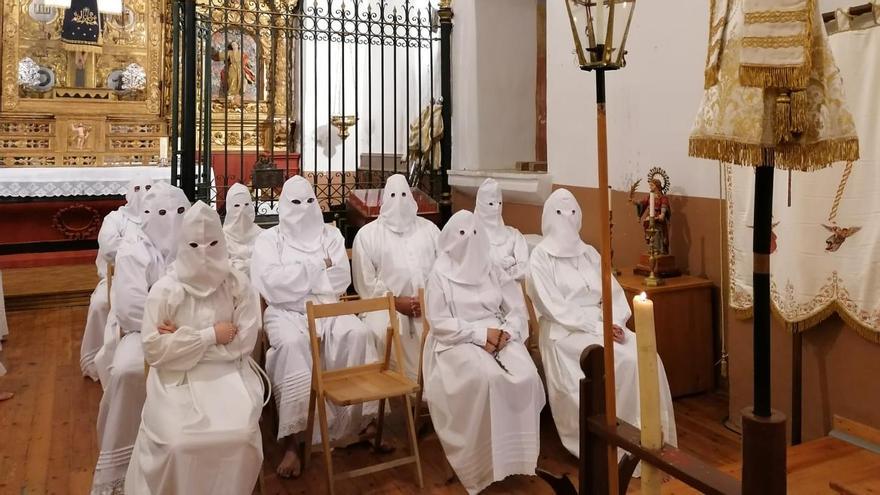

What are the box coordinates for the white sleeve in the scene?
[352,227,389,298]
[425,272,487,347]
[508,229,530,282]
[112,245,151,334]
[527,248,600,336]
[498,273,528,343]
[322,227,352,296]
[141,281,214,371]
[251,230,327,305]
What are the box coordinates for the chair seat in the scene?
[324,369,419,406]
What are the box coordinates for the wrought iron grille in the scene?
[170,0,452,229]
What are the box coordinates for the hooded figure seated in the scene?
[352,174,440,381]
[474,178,530,282]
[91,182,190,494]
[125,201,265,494]
[223,182,262,278]
[251,176,378,478]
[423,210,545,494]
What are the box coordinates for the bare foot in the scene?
[276,448,301,479]
[0,392,12,402]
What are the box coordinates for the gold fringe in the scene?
[729,301,880,344]
[739,64,810,89]
[775,94,792,143]
[689,137,860,170]
[60,40,103,54]
[790,90,808,133]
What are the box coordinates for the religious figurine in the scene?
[214,41,256,105]
[70,122,91,150]
[630,167,679,278]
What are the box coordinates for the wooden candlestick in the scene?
[633,292,662,495]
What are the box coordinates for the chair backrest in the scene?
[305,293,404,393]
[520,279,541,352]
[416,288,430,395]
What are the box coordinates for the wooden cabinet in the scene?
[617,273,715,398]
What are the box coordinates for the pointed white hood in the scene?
[121,172,154,224]
[173,201,231,297]
[140,182,190,263]
[434,210,491,285]
[223,183,262,245]
[278,175,324,252]
[474,178,508,245]
[379,174,419,234]
[538,188,588,258]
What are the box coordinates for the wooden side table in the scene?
[617,272,715,398]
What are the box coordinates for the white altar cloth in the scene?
[0,167,172,198]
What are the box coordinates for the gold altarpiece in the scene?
[0,0,168,167]
[0,0,296,169]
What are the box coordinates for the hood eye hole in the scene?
[390,192,396,198]
[234,203,241,208]
[488,202,494,206]
[244,202,250,207]
[307,197,315,204]
[158,209,167,216]
[571,210,576,214]
[401,192,407,197]
[177,207,185,214]
[144,209,150,214]
[134,186,140,192]
[292,199,301,205]
[458,229,465,236]
[473,229,477,235]
[188,242,198,248]
[498,201,502,205]
[209,240,219,247]
[556,209,561,215]
[145,185,152,191]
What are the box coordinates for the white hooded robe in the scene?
[527,188,677,466]
[223,183,262,278]
[474,178,530,282]
[125,202,265,494]
[80,174,152,380]
[424,210,545,494]
[251,176,377,442]
[91,183,190,495]
[352,174,440,381]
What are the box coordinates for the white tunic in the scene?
[487,226,530,282]
[81,209,139,381]
[91,237,167,495]
[251,225,378,442]
[225,233,258,277]
[424,267,545,494]
[125,271,265,494]
[352,216,439,381]
[528,244,678,462]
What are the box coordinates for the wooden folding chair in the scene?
[520,280,545,381]
[302,293,423,495]
[413,288,431,429]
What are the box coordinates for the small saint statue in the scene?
[214,40,256,105]
[630,167,679,278]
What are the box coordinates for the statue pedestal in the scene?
[634,254,681,278]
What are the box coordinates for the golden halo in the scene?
[647,167,671,195]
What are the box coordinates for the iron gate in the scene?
[169,0,453,228]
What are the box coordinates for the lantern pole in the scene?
[592,44,620,495]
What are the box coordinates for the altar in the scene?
[0,166,169,250]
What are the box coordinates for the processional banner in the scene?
[726,14,880,342]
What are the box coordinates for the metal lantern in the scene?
[564,0,636,70]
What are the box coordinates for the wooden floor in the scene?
[0,302,742,494]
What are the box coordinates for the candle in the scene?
[608,185,613,212]
[633,292,663,494]
[594,0,606,44]
[159,137,169,162]
[649,192,655,218]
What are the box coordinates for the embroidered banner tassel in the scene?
[775,93,793,143]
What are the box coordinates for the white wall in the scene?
[452,0,537,171]
[546,0,850,199]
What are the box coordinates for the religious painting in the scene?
[211,28,259,105]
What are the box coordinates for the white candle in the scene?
[649,192,655,218]
[159,137,169,162]
[595,0,606,44]
[608,185,613,212]
[633,292,662,495]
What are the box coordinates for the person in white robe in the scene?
[424,210,545,494]
[91,183,190,495]
[223,182,262,277]
[80,174,152,381]
[352,174,439,382]
[474,178,530,282]
[125,201,266,494]
[251,175,377,478]
[527,188,677,466]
